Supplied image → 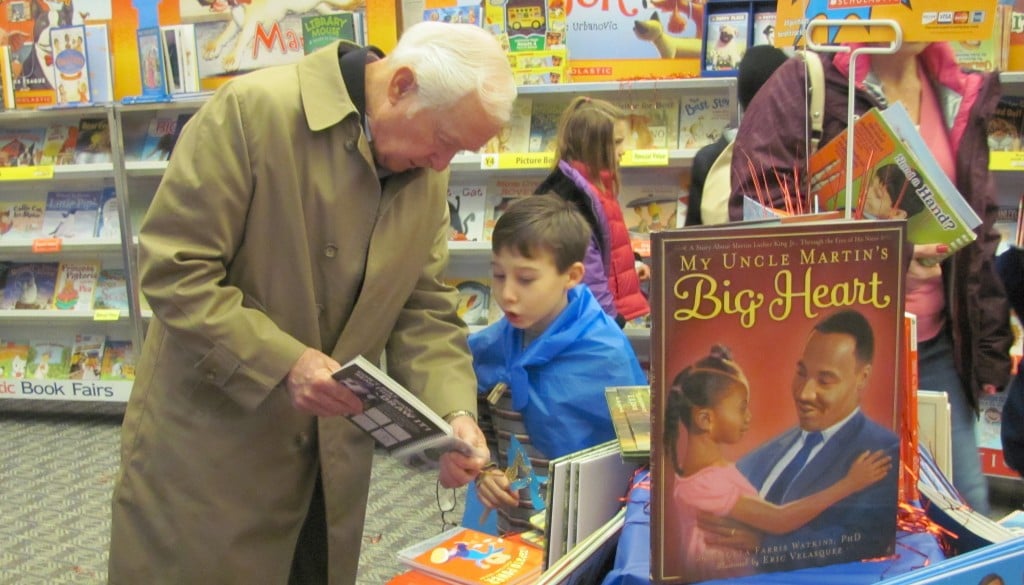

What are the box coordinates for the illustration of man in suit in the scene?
[706,309,900,572]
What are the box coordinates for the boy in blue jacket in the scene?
[470,194,648,534]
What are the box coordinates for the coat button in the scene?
[345,139,357,151]
[324,244,337,258]
[295,432,311,449]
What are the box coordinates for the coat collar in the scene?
[297,41,363,132]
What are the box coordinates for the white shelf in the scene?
[0,237,123,256]
[448,241,491,256]
[0,309,133,324]
[0,377,133,402]
[53,163,116,180]
[125,160,169,177]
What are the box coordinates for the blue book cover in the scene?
[136,26,167,98]
[1,262,59,310]
[41,189,102,239]
[85,24,113,104]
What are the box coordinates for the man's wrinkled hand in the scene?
[286,348,364,417]
[438,415,490,488]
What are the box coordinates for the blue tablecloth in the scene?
[601,470,946,585]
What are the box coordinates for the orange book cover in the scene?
[899,312,920,504]
[386,569,454,584]
[398,526,543,585]
[649,220,906,584]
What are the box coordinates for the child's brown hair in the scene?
[554,96,626,191]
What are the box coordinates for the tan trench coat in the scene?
[108,42,478,585]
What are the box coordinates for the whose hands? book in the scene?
[332,356,484,471]
[809,103,981,261]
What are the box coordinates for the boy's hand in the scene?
[438,415,490,488]
[475,467,519,509]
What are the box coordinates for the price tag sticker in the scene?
[31,238,62,253]
[621,149,669,167]
[0,165,54,181]
[93,309,121,321]
[480,152,554,170]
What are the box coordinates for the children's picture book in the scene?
[0,127,45,167]
[73,117,112,164]
[447,278,494,327]
[751,9,776,46]
[68,333,105,380]
[988,95,1024,153]
[193,13,306,79]
[528,99,567,153]
[100,340,136,381]
[51,260,100,311]
[0,45,14,110]
[677,90,732,150]
[39,123,78,166]
[6,199,45,240]
[483,97,532,154]
[650,220,906,583]
[809,103,982,262]
[160,25,183,95]
[332,356,486,471]
[42,190,103,239]
[1,262,59,310]
[84,24,114,104]
[302,11,364,55]
[484,178,537,241]
[620,182,682,257]
[977,391,1018,478]
[398,525,543,585]
[0,340,30,379]
[49,24,90,105]
[93,268,128,311]
[136,26,167,98]
[611,97,681,150]
[26,339,70,380]
[95,187,119,239]
[916,389,952,479]
[447,185,487,242]
[138,115,180,162]
[605,385,651,461]
[702,9,750,76]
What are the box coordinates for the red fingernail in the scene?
[937,245,949,254]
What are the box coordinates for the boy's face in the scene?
[491,246,583,338]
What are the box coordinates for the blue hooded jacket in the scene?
[469,284,648,459]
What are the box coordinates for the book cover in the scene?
[0,340,30,379]
[39,123,79,166]
[650,220,906,583]
[605,387,639,456]
[93,268,129,311]
[977,391,1018,478]
[484,178,537,241]
[447,278,494,327]
[100,340,136,381]
[988,95,1024,153]
[68,333,105,380]
[751,9,776,46]
[0,201,15,238]
[0,127,45,167]
[950,3,1010,71]
[916,389,952,480]
[193,13,307,80]
[6,199,45,240]
[332,355,485,470]
[0,45,14,110]
[84,24,113,104]
[136,26,167,98]
[528,99,567,153]
[95,187,120,239]
[483,97,532,154]
[26,339,70,380]
[73,117,112,164]
[139,114,180,162]
[610,97,680,150]
[50,24,90,105]
[616,385,651,460]
[41,189,103,239]
[398,526,543,585]
[51,260,100,312]
[385,569,453,584]
[702,9,750,75]
[447,185,487,242]
[677,90,732,150]
[620,182,682,258]
[809,103,982,261]
[563,0,703,81]
[160,25,184,95]
[302,11,363,55]
[1,262,58,310]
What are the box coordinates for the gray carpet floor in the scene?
[0,399,465,585]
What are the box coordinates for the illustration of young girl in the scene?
[534,96,650,327]
[664,345,892,582]
[859,163,925,220]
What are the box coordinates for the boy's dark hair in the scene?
[814,309,875,365]
[492,195,592,272]
[663,344,748,475]
[874,163,926,217]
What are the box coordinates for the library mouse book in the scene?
[398,526,543,585]
[332,356,484,471]
[649,220,906,584]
